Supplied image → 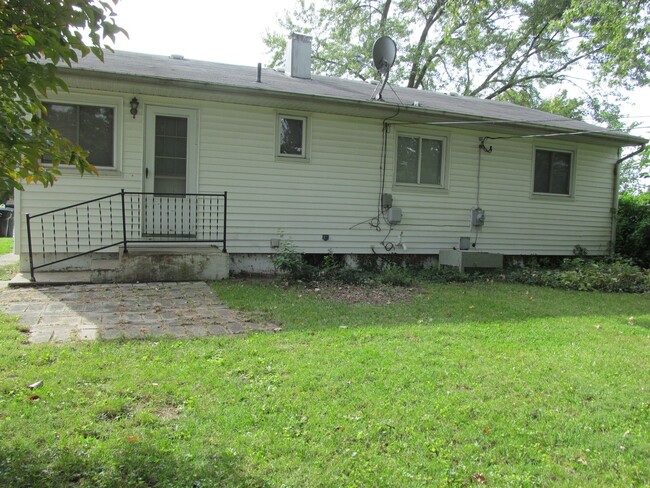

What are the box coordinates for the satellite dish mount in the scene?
[371,36,397,101]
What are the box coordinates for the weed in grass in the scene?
[0,263,17,281]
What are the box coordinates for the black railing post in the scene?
[222,191,228,253]
[26,214,35,282]
[121,189,128,254]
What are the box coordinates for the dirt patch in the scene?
[303,283,422,305]
[153,405,181,422]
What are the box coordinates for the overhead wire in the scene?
[350,105,402,236]
[414,118,650,128]
[377,93,649,139]
[374,106,401,228]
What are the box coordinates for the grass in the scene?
[0,237,13,255]
[0,237,17,280]
[0,263,18,281]
[0,280,649,486]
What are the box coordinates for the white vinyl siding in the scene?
[16,83,621,262]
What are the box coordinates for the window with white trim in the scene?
[43,102,115,168]
[278,115,307,158]
[533,148,573,195]
[396,135,445,186]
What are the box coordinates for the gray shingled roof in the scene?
[57,50,646,146]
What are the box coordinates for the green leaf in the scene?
[0,0,126,191]
[19,34,36,47]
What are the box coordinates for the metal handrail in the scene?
[26,189,228,281]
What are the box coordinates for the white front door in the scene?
[144,106,198,237]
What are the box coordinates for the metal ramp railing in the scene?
[26,190,228,281]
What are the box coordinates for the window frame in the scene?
[531,146,576,198]
[276,113,309,161]
[41,93,123,172]
[393,131,448,189]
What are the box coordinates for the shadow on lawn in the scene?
[0,442,266,487]
[632,316,650,329]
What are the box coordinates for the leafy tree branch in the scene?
[0,1,126,194]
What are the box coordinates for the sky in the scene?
[111,0,295,67]
[110,0,649,142]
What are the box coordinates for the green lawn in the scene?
[0,237,13,255]
[0,281,648,487]
[0,237,17,280]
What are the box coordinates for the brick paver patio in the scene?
[0,282,275,343]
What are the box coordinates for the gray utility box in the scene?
[387,207,402,224]
[438,249,503,273]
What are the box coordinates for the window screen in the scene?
[534,149,572,195]
[279,116,305,157]
[43,102,115,167]
[396,136,443,185]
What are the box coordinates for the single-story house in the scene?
[15,34,647,280]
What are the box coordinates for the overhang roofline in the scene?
[57,66,648,148]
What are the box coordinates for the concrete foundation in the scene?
[438,249,503,273]
[230,253,276,275]
[22,246,230,283]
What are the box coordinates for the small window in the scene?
[278,115,306,158]
[534,148,572,195]
[396,135,444,186]
[43,102,115,167]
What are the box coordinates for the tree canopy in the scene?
[0,0,125,197]
[265,0,649,191]
[265,0,649,96]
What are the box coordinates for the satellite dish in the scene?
[372,36,397,75]
[371,36,397,101]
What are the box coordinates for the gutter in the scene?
[610,143,646,254]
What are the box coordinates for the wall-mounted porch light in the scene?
[129,97,140,118]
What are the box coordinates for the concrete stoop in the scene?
[12,246,229,286]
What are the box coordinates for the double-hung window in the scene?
[396,135,445,186]
[43,102,116,168]
[533,148,573,195]
[277,114,307,159]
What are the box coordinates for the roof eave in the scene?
[57,66,648,148]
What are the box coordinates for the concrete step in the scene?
[14,245,229,285]
[90,259,120,271]
[9,271,93,287]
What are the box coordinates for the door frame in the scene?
[144,105,199,194]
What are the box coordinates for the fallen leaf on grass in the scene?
[628,316,636,326]
[29,394,40,401]
[272,327,283,333]
[574,457,588,466]
[472,473,486,484]
[127,436,138,442]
